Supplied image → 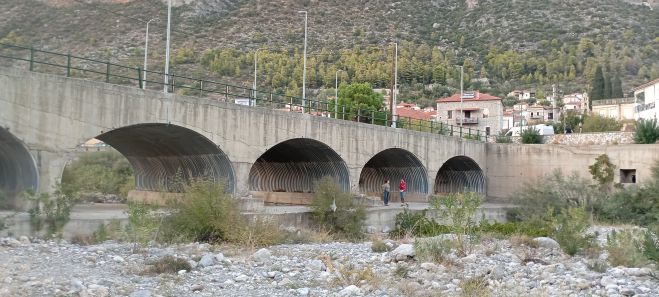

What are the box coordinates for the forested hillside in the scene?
[0,0,657,105]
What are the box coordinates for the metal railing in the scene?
[0,42,491,141]
[591,97,635,106]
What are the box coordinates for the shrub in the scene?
[520,127,542,144]
[594,160,659,226]
[25,186,77,236]
[549,207,596,256]
[459,276,491,297]
[371,239,392,252]
[508,170,602,221]
[430,192,483,256]
[310,177,366,240]
[588,154,615,188]
[61,150,134,201]
[582,114,622,132]
[389,208,447,238]
[147,255,192,274]
[414,237,453,263]
[495,131,512,143]
[163,180,243,243]
[642,225,659,266]
[125,202,161,246]
[606,229,647,267]
[634,119,659,144]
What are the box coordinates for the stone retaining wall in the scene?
[504,132,635,145]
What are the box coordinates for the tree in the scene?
[611,76,624,98]
[336,83,385,122]
[603,73,612,99]
[589,65,605,108]
[582,114,622,132]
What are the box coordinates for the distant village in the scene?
[378,77,659,136]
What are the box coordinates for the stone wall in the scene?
[543,132,635,145]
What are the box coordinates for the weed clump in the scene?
[310,177,366,240]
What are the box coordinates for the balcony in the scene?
[457,117,478,124]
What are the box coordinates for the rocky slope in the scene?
[1,228,658,297]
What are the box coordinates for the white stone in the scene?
[215,253,225,262]
[199,253,215,267]
[420,262,437,271]
[308,259,325,271]
[622,267,651,277]
[533,237,560,249]
[70,279,84,292]
[390,244,415,261]
[177,270,187,275]
[112,256,125,263]
[339,285,361,296]
[296,287,310,296]
[18,236,30,244]
[600,276,617,287]
[252,248,272,263]
[129,290,151,297]
[235,274,249,282]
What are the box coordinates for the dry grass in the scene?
[144,255,192,275]
[460,276,491,297]
[509,234,539,248]
[333,263,381,288]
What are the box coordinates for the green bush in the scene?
[163,181,243,243]
[389,208,448,238]
[495,131,512,143]
[582,113,622,132]
[642,225,659,265]
[125,202,162,246]
[25,186,77,236]
[549,207,596,256]
[508,170,602,221]
[371,239,392,252]
[61,150,134,200]
[606,229,647,267]
[310,176,366,240]
[520,127,542,144]
[430,192,483,256]
[414,237,453,263]
[479,221,551,237]
[594,161,659,226]
[634,119,659,144]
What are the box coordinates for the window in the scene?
[483,108,489,118]
[485,126,491,135]
[620,169,636,184]
[448,110,453,119]
[464,111,471,118]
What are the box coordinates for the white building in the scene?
[633,78,659,120]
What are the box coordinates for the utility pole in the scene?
[392,42,398,128]
[143,18,159,90]
[298,11,308,113]
[164,0,172,94]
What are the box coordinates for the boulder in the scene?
[533,237,560,249]
[252,248,272,263]
[389,244,415,261]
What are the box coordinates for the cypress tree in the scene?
[590,65,605,108]
[603,73,612,99]
[611,76,624,98]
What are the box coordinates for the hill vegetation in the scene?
[0,0,657,105]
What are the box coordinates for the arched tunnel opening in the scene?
[97,123,235,193]
[248,138,349,203]
[0,128,39,209]
[434,156,485,195]
[359,148,428,202]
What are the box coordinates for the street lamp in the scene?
[142,17,159,90]
[298,11,308,113]
[253,48,262,102]
[455,65,464,126]
[392,42,398,128]
[335,69,342,119]
[163,0,172,94]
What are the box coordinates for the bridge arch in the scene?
[0,128,39,208]
[434,156,485,195]
[96,123,235,193]
[248,138,350,194]
[359,148,428,202]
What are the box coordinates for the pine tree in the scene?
[590,65,605,107]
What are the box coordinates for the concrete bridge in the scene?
[3,66,659,210]
[0,67,488,207]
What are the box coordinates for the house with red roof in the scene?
[435,91,503,135]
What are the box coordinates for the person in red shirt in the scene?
[399,179,407,206]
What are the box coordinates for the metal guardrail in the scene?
[0,42,491,141]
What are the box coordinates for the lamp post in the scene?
[253,48,261,103]
[335,69,342,119]
[142,17,159,90]
[298,11,308,113]
[392,42,398,128]
[163,0,172,94]
[455,65,464,126]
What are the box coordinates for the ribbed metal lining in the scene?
[359,148,429,195]
[434,156,485,194]
[97,124,235,193]
[248,138,350,192]
[0,128,39,202]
